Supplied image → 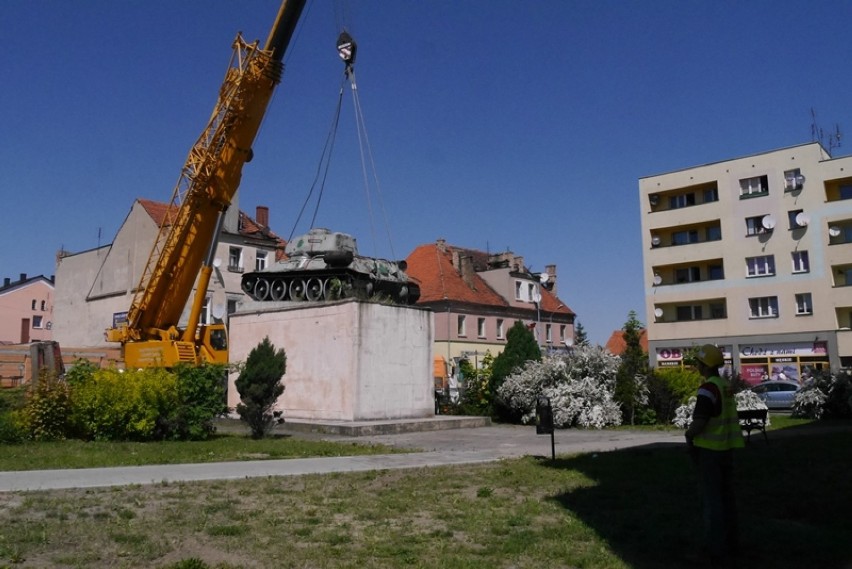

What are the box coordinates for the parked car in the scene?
[750,380,801,409]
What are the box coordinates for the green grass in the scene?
[0,434,402,471]
[0,426,850,568]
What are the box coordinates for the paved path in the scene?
[0,425,684,492]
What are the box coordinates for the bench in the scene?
[738,408,769,444]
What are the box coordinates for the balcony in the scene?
[824,176,852,202]
[647,181,719,213]
[650,220,722,250]
[651,259,724,287]
[653,299,727,323]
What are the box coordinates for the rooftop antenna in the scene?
[810,108,842,155]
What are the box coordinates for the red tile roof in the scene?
[605,329,649,355]
[406,242,574,315]
[137,198,287,257]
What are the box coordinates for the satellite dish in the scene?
[654,307,664,318]
[564,337,574,347]
[653,274,662,286]
[213,257,222,268]
[761,215,776,230]
[212,303,226,319]
[651,235,661,247]
[539,273,549,284]
[649,194,660,207]
[531,289,542,303]
[829,226,841,237]
[795,212,810,227]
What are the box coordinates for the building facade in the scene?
[53,197,283,348]
[406,239,575,384]
[639,142,852,383]
[0,274,55,344]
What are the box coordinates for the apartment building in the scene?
[406,239,574,382]
[53,197,284,347]
[639,142,852,383]
[0,274,55,344]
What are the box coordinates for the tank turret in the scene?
[241,228,420,304]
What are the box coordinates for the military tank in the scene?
[241,228,420,305]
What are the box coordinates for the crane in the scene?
[106,0,307,367]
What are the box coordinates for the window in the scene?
[709,303,726,319]
[31,299,36,310]
[672,229,699,246]
[527,283,536,302]
[32,315,43,329]
[746,255,775,277]
[676,305,703,321]
[703,187,719,203]
[514,281,523,300]
[706,225,722,241]
[795,293,813,315]
[788,209,804,229]
[675,266,701,283]
[840,185,852,200]
[669,193,695,209]
[784,169,804,191]
[40,300,46,311]
[457,315,466,336]
[749,296,778,318]
[497,319,504,339]
[477,318,486,338]
[228,247,243,272]
[792,251,810,273]
[708,264,724,280]
[546,324,552,343]
[200,297,210,325]
[255,250,268,271]
[559,325,566,343]
[227,299,237,315]
[745,215,770,236]
[740,175,769,198]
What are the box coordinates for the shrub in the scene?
[0,387,27,443]
[235,337,286,439]
[160,364,229,440]
[812,370,852,419]
[19,370,73,441]
[792,386,827,420]
[453,352,494,416]
[672,387,770,429]
[70,367,179,441]
[497,346,622,429]
[65,358,99,386]
[647,367,703,424]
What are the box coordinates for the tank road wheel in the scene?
[241,276,256,295]
[305,277,326,301]
[254,278,271,301]
[270,279,287,301]
[289,279,306,300]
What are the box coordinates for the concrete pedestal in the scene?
[227,299,434,421]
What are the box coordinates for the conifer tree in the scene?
[235,337,286,439]
[615,310,648,425]
[574,321,590,347]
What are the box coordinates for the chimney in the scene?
[436,238,447,253]
[50,275,55,284]
[460,255,476,289]
[256,206,269,228]
[3,277,9,287]
[451,249,460,269]
[545,264,557,295]
[19,273,27,283]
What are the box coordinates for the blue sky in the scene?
[2,1,851,345]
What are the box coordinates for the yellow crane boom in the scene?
[106,0,306,367]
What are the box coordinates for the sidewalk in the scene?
[0,424,685,493]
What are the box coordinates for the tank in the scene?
[240,228,420,305]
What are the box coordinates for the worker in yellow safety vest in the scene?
[685,344,744,567]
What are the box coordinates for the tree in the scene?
[614,310,649,425]
[573,321,590,347]
[235,337,287,439]
[490,320,541,419]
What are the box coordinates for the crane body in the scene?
[106,0,306,367]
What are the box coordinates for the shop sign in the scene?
[740,342,828,358]
[656,348,684,361]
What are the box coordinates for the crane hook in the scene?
[336,30,357,74]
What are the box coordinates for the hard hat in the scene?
[695,344,724,367]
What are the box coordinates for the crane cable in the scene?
[286,77,346,242]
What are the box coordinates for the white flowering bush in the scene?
[792,387,827,420]
[496,345,622,429]
[671,389,770,429]
[672,397,696,429]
